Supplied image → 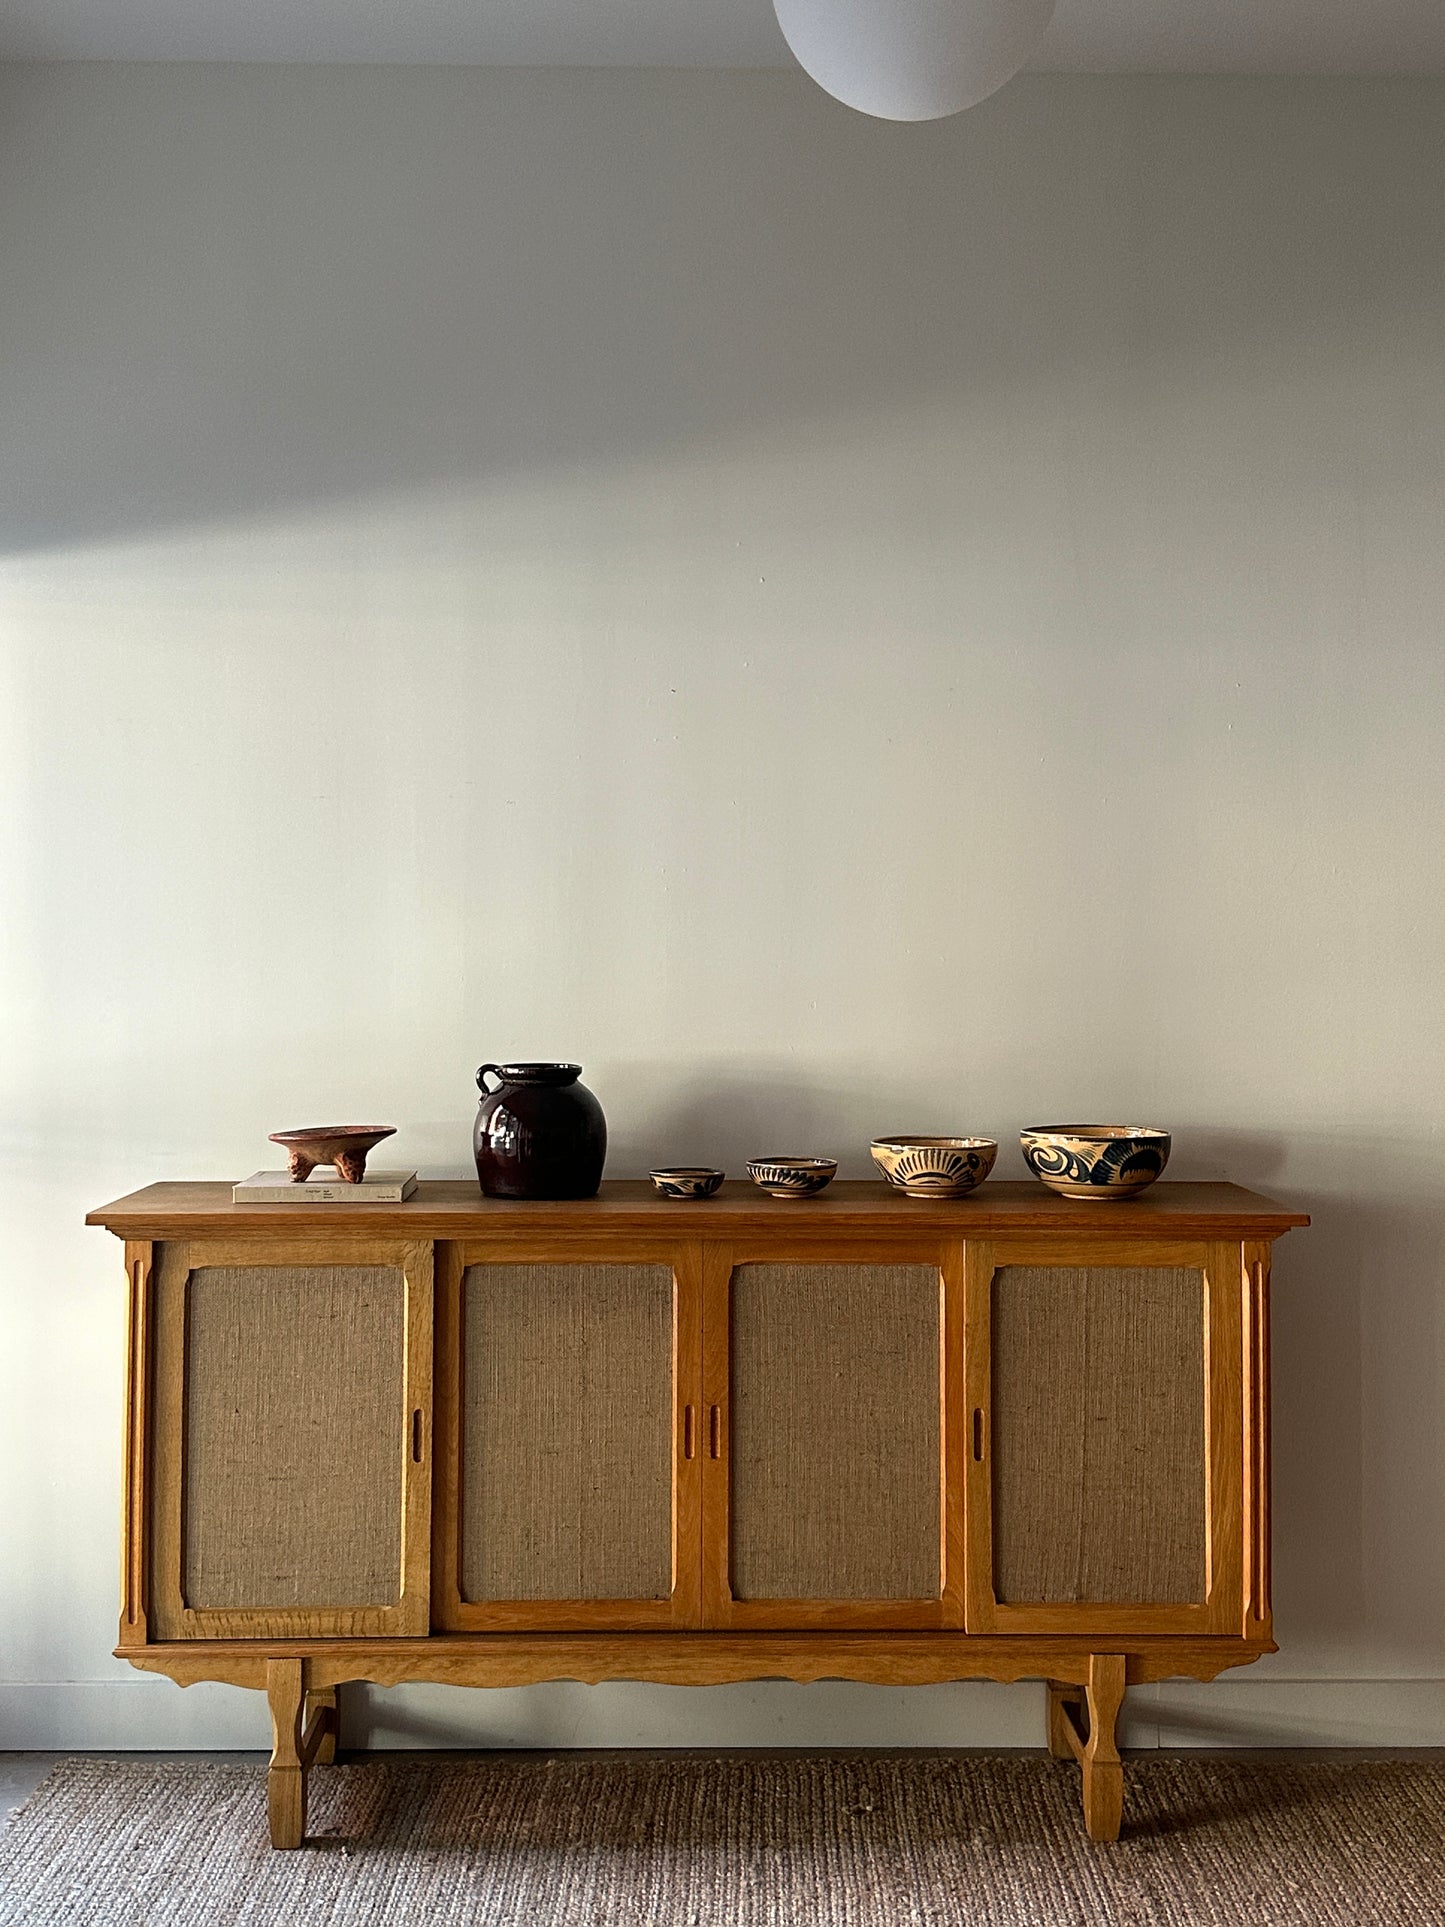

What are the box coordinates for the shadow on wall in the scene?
[1,67,1443,555]
[339,1676,1041,1752]
[398,1077,870,1183]
[610,1071,870,1176]
[1271,1178,1444,1670]
[1147,1129,1440,1676]
[435,1090,1441,1681]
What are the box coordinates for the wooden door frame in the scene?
[963,1236,1245,1636]
[431,1234,705,1632]
[701,1234,964,1630]
[150,1236,434,1641]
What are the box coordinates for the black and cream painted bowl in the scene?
[746,1157,837,1199]
[1020,1125,1171,1201]
[649,1167,725,1200]
[870,1136,998,1199]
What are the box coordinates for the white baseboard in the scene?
[4,1677,1444,1753]
[0,1679,270,1750]
[1128,1678,1445,1749]
[344,1679,1041,1750]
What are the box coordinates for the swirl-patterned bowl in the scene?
[870,1136,997,1199]
[747,1157,837,1199]
[650,1167,725,1200]
[1020,1126,1171,1200]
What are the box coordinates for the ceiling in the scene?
[2,0,1443,72]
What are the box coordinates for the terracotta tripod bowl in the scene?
[268,1125,397,1184]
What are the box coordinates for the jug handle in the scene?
[477,1063,503,1097]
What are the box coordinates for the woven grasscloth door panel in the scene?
[704,1252,956,1630]
[963,1238,1245,1636]
[435,1244,703,1630]
[149,1239,433,1640]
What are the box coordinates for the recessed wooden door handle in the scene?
[683,1404,696,1459]
[412,1409,424,1464]
[708,1405,721,1459]
[972,1408,986,1462]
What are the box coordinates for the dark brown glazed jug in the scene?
[473,1062,607,1199]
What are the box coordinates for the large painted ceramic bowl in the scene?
[1020,1125,1171,1201]
[870,1136,997,1199]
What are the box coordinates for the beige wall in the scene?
[2,64,1443,1749]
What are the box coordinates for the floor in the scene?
[7,1751,1445,1927]
[1,1753,266,1830]
[7,1742,1439,1833]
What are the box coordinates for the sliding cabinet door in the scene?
[150,1237,433,1639]
[963,1238,1244,1636]
[701,1239,963,1629]
[433,1238,703,1629]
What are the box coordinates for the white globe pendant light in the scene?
[773,0,1057,122]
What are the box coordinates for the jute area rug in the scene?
[2,1754,1440,1926]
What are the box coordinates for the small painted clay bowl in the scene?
[747,1157,837,1199]
[1020,1125,1171,1201]
[871,1136,998,1199]
[650,1168,725,1200]
[268,1124,396,1185]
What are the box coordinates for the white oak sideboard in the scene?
[88,1179,1307,1847]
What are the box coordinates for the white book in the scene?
[233,1169,419,1204]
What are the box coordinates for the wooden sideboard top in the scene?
[87,1179,1309,1239]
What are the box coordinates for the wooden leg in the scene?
[1045,1660,1127,1842]
[1046,1680,1082,1760]
[266,1664,340,1848]
[306,1685,338,1765]
[1081,1655,1126,1843]
[267,1659,307,1850]
[266,1663,343,1848]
